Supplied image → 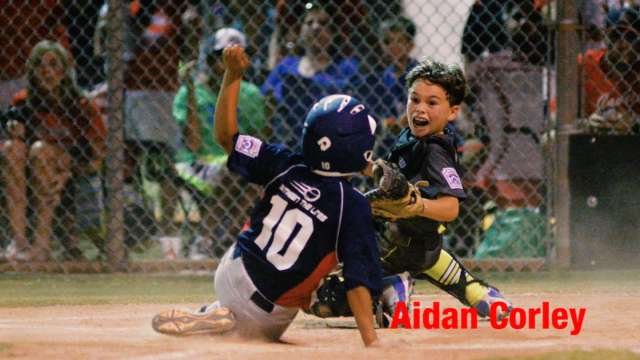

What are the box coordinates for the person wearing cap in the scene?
[582,7,640,134]
[261,1,359,148]
[172,27,266,259]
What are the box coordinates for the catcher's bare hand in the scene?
[222,45,250,78]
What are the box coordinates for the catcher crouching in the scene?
[308,58,513,326]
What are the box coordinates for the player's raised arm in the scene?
[215,45,250,154]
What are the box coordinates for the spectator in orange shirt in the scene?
[0,1,69,112]
[579,47,616,117]
[1,40,106,261]
[583,6,640,134]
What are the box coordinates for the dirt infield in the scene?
[1,291,638,360]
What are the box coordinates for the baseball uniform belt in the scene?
[231,244,275,313]
[250,291,274,313]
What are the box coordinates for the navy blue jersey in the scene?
[228,134,381,308]
[380,128,467,244]
[387,128,467,200]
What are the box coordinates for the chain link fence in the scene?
[1,0,637,273]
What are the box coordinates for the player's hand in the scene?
[222,45,250,79]
[367,338,409,348]
[366,339,383,348]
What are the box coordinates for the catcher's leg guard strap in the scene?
[421,249,488,307]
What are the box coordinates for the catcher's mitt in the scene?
[365,160,428,221]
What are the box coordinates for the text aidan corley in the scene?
[389,301,586,335]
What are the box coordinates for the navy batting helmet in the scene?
[302,94,377,176]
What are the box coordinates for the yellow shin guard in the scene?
[422,249,487,306]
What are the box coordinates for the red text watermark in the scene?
[389,301,586,335]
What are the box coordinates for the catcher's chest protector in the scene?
[387,129,458,186]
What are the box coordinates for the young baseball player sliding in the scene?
[152,45,383,347]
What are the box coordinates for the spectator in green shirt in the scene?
[172,28,265,259]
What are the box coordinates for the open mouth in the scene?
[413,117,430,127]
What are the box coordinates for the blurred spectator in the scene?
[581,6,640,134]
[539,0,612,50]
[578,5,621,117]
[509,0,549,65]
[465,53,546,209]
[0,40,106,261]
[579,0,608,50]
[267,0,376,71]
[261,1,359,148]
[461,0,510,65]
[172,28,265,259]
[63,1,104,88]
[95,1,201,252]
[462,0,549,66]
[205,0,276,85]
[0,1,69,112]
[462,0,549,209]
[117,0,196,149]
[353,16,418,156]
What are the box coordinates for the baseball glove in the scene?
[365,159,428,221]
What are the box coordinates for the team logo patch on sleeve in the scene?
[442,167,463,189]
[235,135,262,158]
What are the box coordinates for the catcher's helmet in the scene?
[302,94,376,176]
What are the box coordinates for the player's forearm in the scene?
[420,196,459,222]
[214,71,241,154]
[185,88,202,152]
[346,286,379,347]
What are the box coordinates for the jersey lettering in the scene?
[254,195,314,270]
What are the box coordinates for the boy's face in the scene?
[382,30,413,63]
[406,79,460,138]
[301,10,332,50]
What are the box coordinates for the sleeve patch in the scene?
[235,135,262,158]
[442,167,463,189]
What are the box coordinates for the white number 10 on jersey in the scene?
[254,195,314,270]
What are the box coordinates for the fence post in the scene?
[105,0,126,270]
[554,0,579,268]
